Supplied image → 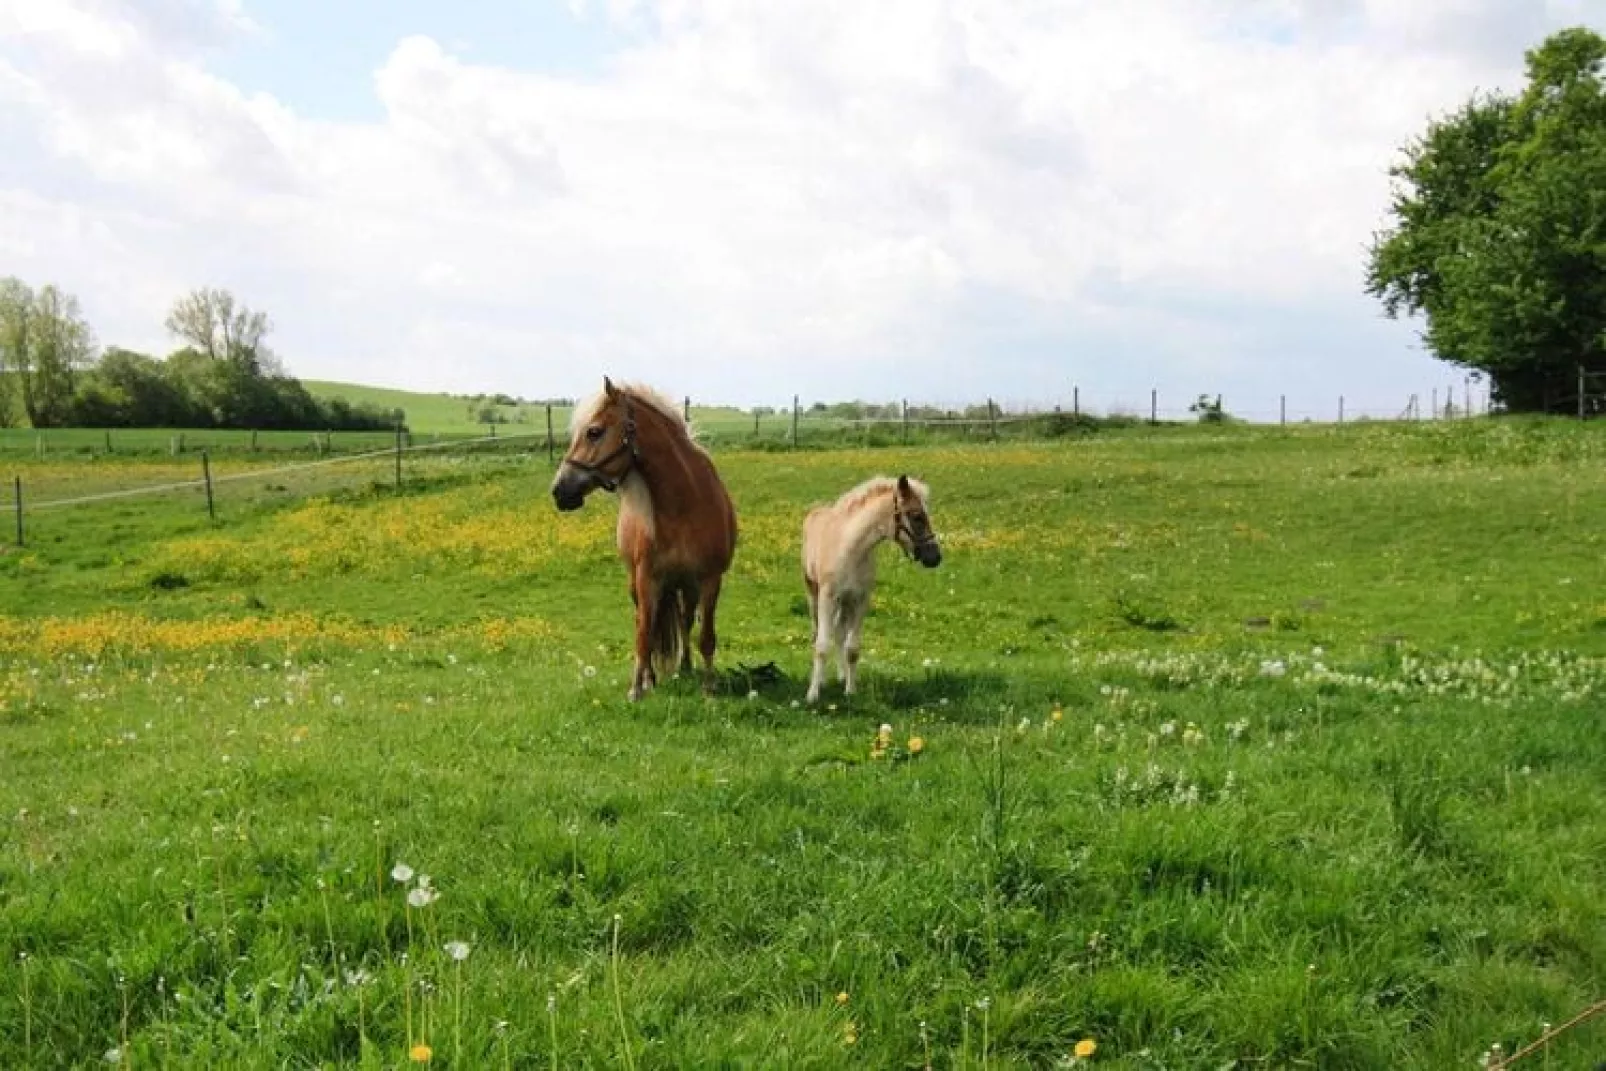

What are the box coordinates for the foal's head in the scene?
[892,474,942,568]
[551,376,638,511]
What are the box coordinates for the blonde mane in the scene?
[569,381,694,441]
[824,475,929,516]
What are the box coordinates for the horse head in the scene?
[892,474,942,568]
[552,376,639,511]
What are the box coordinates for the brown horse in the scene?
[551,378,739,701]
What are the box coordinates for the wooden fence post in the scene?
[988,398,998,441]
[1073,385,1080,417]
[201,450,215,522]
[1150,389,1157,424]
[791,395,799,448]
[12,476,21,548]
[753,410,760,437]
[1280,395,1286,425]
[104,430,112,454]
[902,399,909,444]
[684,396,691,425]
[546,404,555,463]
[250,429,258,451]
[1338,396,1345,424]
[394,423,403,489]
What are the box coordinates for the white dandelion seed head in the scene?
[444,940,471,961]
[391,863,414,884]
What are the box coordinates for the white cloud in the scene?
[1,0,1603,413]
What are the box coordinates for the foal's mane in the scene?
[827,475,929,516]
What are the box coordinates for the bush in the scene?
[65,348,399,432]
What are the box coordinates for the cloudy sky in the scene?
[2,0,1602,418]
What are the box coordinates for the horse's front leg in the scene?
[629,564,657,702]
[806,588,835,704]
[841,597,868,696]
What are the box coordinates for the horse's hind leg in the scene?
[696,574,723,696]
[677,584,696,677]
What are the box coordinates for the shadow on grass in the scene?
[645,661,1023,726]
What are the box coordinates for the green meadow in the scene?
[1,417,1603,1068]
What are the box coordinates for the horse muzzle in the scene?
[550,464,594,511]
[915,542,942,568]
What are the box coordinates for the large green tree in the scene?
[1366,27,1606,413]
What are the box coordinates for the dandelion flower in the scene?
[444,940,471,961]
[391,863,414,884]
[908,736,924,754]
[1051,706,1063,722]
[408,886,438,908]
[409,1042,433,1062]
[835,991,849,1006]
[1075,1037,1097,1058]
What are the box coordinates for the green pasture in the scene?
[1,417,1603,1068]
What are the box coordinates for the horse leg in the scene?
[696,573,722,696]
[678,584,696,677]
[629,564,656,702]
[841,597,867,696]
[806,587,836,704]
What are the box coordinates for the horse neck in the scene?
[629,402,700,513]
[841,490,896,564]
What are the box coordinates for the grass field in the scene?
[2,417,1604,1068]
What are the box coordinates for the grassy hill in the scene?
[304,379,754,437]
[301,380,565,435]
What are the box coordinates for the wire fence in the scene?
[0,376,1537,549]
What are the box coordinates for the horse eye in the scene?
[586,425,605,442]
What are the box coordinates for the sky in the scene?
[2,0,1604,419]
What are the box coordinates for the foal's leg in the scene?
[696,573,723,696]
[807,587,835,704]
[841,596,868,696]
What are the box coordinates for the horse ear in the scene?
[603,376,618,398]
[897,474,911,493]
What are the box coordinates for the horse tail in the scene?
[650,583,685,679]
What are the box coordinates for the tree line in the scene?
[0,282,400,431]
[1367,26,1606,414]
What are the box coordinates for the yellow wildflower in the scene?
[907,736,924,754]
[835,991,849,1006]
[1051,706,1063,722]
[1075,1037,1097,1058]
[410,1043,432,1062]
